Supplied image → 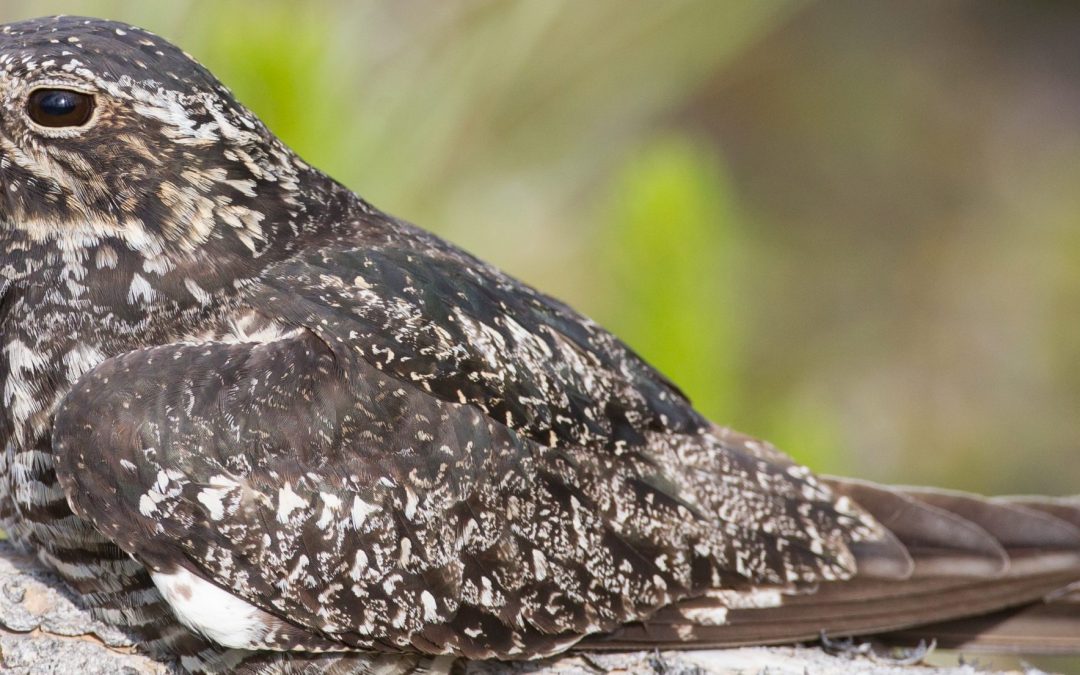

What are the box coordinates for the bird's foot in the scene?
[819,631,936,666]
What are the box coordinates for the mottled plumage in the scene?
[0,15,1077,675]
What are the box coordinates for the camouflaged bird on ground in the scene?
[0,15,1077,675]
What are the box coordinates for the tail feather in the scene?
[880,587,1080,653]
[581,480,1080,654]
[903,487,1080,575]
[997,496,1080,530]
[830,478,1009,577]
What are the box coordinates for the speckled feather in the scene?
[0,15,1077,675]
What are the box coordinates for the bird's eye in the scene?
[26,89,95,128]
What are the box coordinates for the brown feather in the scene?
[583,481,1080,653]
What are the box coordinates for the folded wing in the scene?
[52,325,883,658]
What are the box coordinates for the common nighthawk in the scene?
[0,15,1077,675]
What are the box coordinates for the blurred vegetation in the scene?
[595,137,742,426]
[4,1,1080,504]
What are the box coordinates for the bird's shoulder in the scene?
[246,219,707,450]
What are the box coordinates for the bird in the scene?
[0,14,1076,675]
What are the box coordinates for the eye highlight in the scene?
[27,88,95,128]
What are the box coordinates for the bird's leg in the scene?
[868,639,936,666]
[818,630,872,658]
[819,631,936,666]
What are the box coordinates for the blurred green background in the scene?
[5,1,1079,500]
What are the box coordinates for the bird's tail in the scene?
[583,478,1080,654]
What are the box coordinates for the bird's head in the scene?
[0,16,328,304]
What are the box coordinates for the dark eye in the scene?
[27,89,95,128]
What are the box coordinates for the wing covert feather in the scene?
[256,242,705,451]
[53,321,879,657]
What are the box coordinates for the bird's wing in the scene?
[874,495,1080,654]
[879,586,1080,654]
[254,232,709,452]
[51,237,892,658]
[587,481,1080,651]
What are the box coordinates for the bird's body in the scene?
[0,15,1077,674]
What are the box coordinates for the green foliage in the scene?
[757,389,846,475]
[595,137,741,423]
[593,137,845,472]
[182,4,342,166]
